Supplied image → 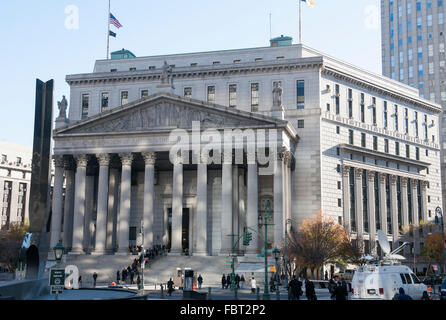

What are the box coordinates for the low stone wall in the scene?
[0,277,49,300]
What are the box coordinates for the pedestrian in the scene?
[270,275,275,292]
[251,277,257,294]
[226,274,231,289]
[240,275,245,289]
[116,270,121,284]
[332,281,347,301]
[78,275,82,288]
[130,269,135,285]
[167,278,175,296]
[93,272,98,288]
[305,278,317,301]
[136,275,141,288]
[325,271,328,280]
[328,278,336,299]
[235,274,240,289]
[221,274,226,289]
[341,278,349,300]
[392,287,413,300]
[197,274,203,289]
[288,275,303,300]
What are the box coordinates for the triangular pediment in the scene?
[55,93,287,135]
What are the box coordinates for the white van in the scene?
[351,264,428,300]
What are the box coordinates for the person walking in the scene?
[341,278,349,300]
[328,278,336,300]
[240,275,245,289]
[167,278,175,296]
[251,277,257,294]
[197,274,203,289]
[93,272,98,288]
[392,287,413,300]
[116,270,121,284]
[332,281,347,301]
[136,275,141,288]
[235,274,240,289]
[270,275,276,292]
[305,279,317,301]
[288,276,303,300]
[130,269,135,285]
[221,274,226,289]
[226,274,231,289]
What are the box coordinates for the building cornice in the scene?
[321,65,442,114]
[65,57,324,86]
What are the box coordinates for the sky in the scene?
[0,0,381,147]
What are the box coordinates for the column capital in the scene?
[142,152,156,166]
[400,176,408,186]
[354,167,363,178]
[74,154,88,168]
[378,172,387,183]
[97,154,110,167]
[389,174,397,185]
[53,155,65,168]
[119,153,133,166]
[410,178,419,187]
[342,165,350,177]
[421,180,429,189]
[367,171,375,181]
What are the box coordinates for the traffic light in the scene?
[243,231,252,246]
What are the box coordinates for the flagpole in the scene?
[106,0,111,59]
[299,0,302,44]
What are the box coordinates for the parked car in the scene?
[439,279,446,301]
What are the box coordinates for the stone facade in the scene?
[52,43,443,257]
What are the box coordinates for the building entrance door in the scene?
[182,208,190,254]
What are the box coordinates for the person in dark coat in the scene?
[197,274,203,289]
[93,272,98,287]
[235,274,241,289]
[226,274,231,289]
[332,281,348,300]
[305,279,317,300]
[122,268,127,283]
[167,278,175,296]
[288,276,303,300]
[393,287,413,300]
[221,274,226,289]
[130,269,135,284]
[78,275,82,288]
[116,270,121,284]
[328,278,336,298]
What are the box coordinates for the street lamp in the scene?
[434,206,446,276]
[273,248,281,300]
[258,199,273,300]
[53,241,64,265]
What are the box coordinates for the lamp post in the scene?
[284,219,292,290]
[139,221,145,291]
[258,199,273,300]
[52,241,64,301]
[434,206,446,276]
[273,248,281,300]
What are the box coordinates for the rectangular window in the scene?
[101,92,109,112]
[335,85,340,115]
[406,145,410,158]
[349,130,354,145]
[184,87,192,98]
[336,126,340,134]
[81,93,89,119]
[373,136,378,151]
[120,91,128,105]
[348,89,353,118]
[229,84,237,107]
[404,108,409,134]
[385,139,389,153]
[395,142,400,156]
[372,97,376,124]
[414,111,419,137]
[140,90,149,98]
[361,133,366,147]
[360,93,365,123]
[297,120,305,128]
[394,105,399,131]
[297,80,305,109]
[207,86,215,103]
[326,103,330,112]
[416,147,420,160]
[384,101,388,128]
[251,83,259,111]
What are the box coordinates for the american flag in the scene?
[110,13,122,28]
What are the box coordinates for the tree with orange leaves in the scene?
[421,232,445,275]
[286,212,350,279]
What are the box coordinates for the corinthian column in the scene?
[195,153,208,256]
[342,165,351,233]
[93,154,110,255]
[354,168,364,240]
[62,158,75,250]
[170,159,183,255]
[220,152,233,254]
[246,150,259,254]
[389,175,399,249]
[71,155,88,254]
[411,179,420,255]
[367,171,376,254]
[117,153,133,255]
[273,148,284,248]
[142,152,156,249]
[401,177,409,232]
[378,173,387,235]
[50,155,65,249]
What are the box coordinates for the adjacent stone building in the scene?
[50,41,443,260]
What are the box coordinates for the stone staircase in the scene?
[59,254,233,286]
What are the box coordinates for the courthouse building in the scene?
[50,39,443,258]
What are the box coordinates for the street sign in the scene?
[432,265,438,271]
[50,268,65,295]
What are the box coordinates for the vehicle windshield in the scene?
[410,273,421,284]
